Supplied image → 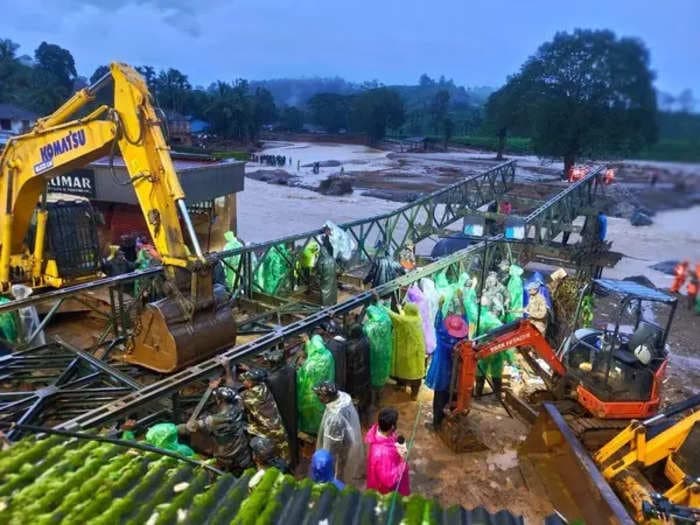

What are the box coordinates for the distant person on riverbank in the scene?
[687,264,699,310]
[671,261,689,294]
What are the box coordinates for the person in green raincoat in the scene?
[378,296,426,399]
[474,296,513,396]
[362,304,394,404]
[255,244,292,295]
[298,240,320,285]
[297,334,335,434]
[221,231,243,292]
[0,296,18,344]
[505,264,524,322]
[133,237,161,298]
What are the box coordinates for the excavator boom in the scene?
[0,62,236,371]
[453,319,567,413]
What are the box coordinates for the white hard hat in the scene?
[633,345,652,365]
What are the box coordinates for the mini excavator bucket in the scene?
[518,403,633,524]
[126,269,237,373]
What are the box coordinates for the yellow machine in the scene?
[0,63,236,372]
[594,394,700,523]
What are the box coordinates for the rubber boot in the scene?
[492,377,503,394]
[474,376,486,398]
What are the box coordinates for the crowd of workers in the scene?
[29,219,690,497]
[250,153,291,167]
[108,222,565,497]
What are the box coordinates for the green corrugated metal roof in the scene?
[0,437,528,524]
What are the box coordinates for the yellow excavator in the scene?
[0,62,236,372]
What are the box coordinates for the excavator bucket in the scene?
[518,403,633,525]
[126,292,237,373]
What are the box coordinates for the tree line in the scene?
[0,37,483,144]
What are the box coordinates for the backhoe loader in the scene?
[0,63,236,372]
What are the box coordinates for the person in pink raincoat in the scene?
[364,407,410,496]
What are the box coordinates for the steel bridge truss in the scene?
[0,339,141,439]
[0,162,610,434]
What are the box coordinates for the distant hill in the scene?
[249,77,359,107]
[250,76,494,110]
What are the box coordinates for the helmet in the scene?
[250,436,274,460]
[313,381,338,400]
[212,386,238,404]
[633,345,652,366]
[241,368,268,384]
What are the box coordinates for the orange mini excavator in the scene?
[449,278,677,421]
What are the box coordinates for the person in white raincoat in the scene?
[313,381,364,484]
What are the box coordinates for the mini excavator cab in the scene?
[561,278,677,419]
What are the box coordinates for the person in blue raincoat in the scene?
[310,449,345,489]
[425,296,468,429]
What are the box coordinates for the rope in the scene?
[386,400,423,524]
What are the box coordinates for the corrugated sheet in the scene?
[0,437,528,524]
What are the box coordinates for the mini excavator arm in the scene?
[0,63,203,291]
[453,318,567,413]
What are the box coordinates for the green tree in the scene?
[280,106,304,132]
[485,78,529,159]
[250,87,277,138]
[88,65,112,107]
[486,29,658,175]
[34,41,76,91]
[350,87,405,144]
[136,65,157,93]
[155,68,191,113]
[204,80,252,140]
[307,93,350,133]
[430,89,450,133]
[442,117,454,149]
[89,65,109,84]
[0,39,24,102]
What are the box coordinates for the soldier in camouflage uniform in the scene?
[180,385,253,474]
[238,368,291,464]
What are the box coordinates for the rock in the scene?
[623,275,657,288]
[650,260,679,276]
[301,160,341,168]
[630,210,653,226]
[318,176,353,196]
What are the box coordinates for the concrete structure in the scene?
[0,103,37,134]
[49,155,245,252]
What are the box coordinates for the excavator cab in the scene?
[560,278,677,419]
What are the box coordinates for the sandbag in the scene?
[345,327,372,414]
[325,337,347,391]
[297,335,335,434]
[267,364,299,466]
[363,304,393,388]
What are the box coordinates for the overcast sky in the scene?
[1,0,697,94]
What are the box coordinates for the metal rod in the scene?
[177,199,204,259]
[25,298,64,347]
